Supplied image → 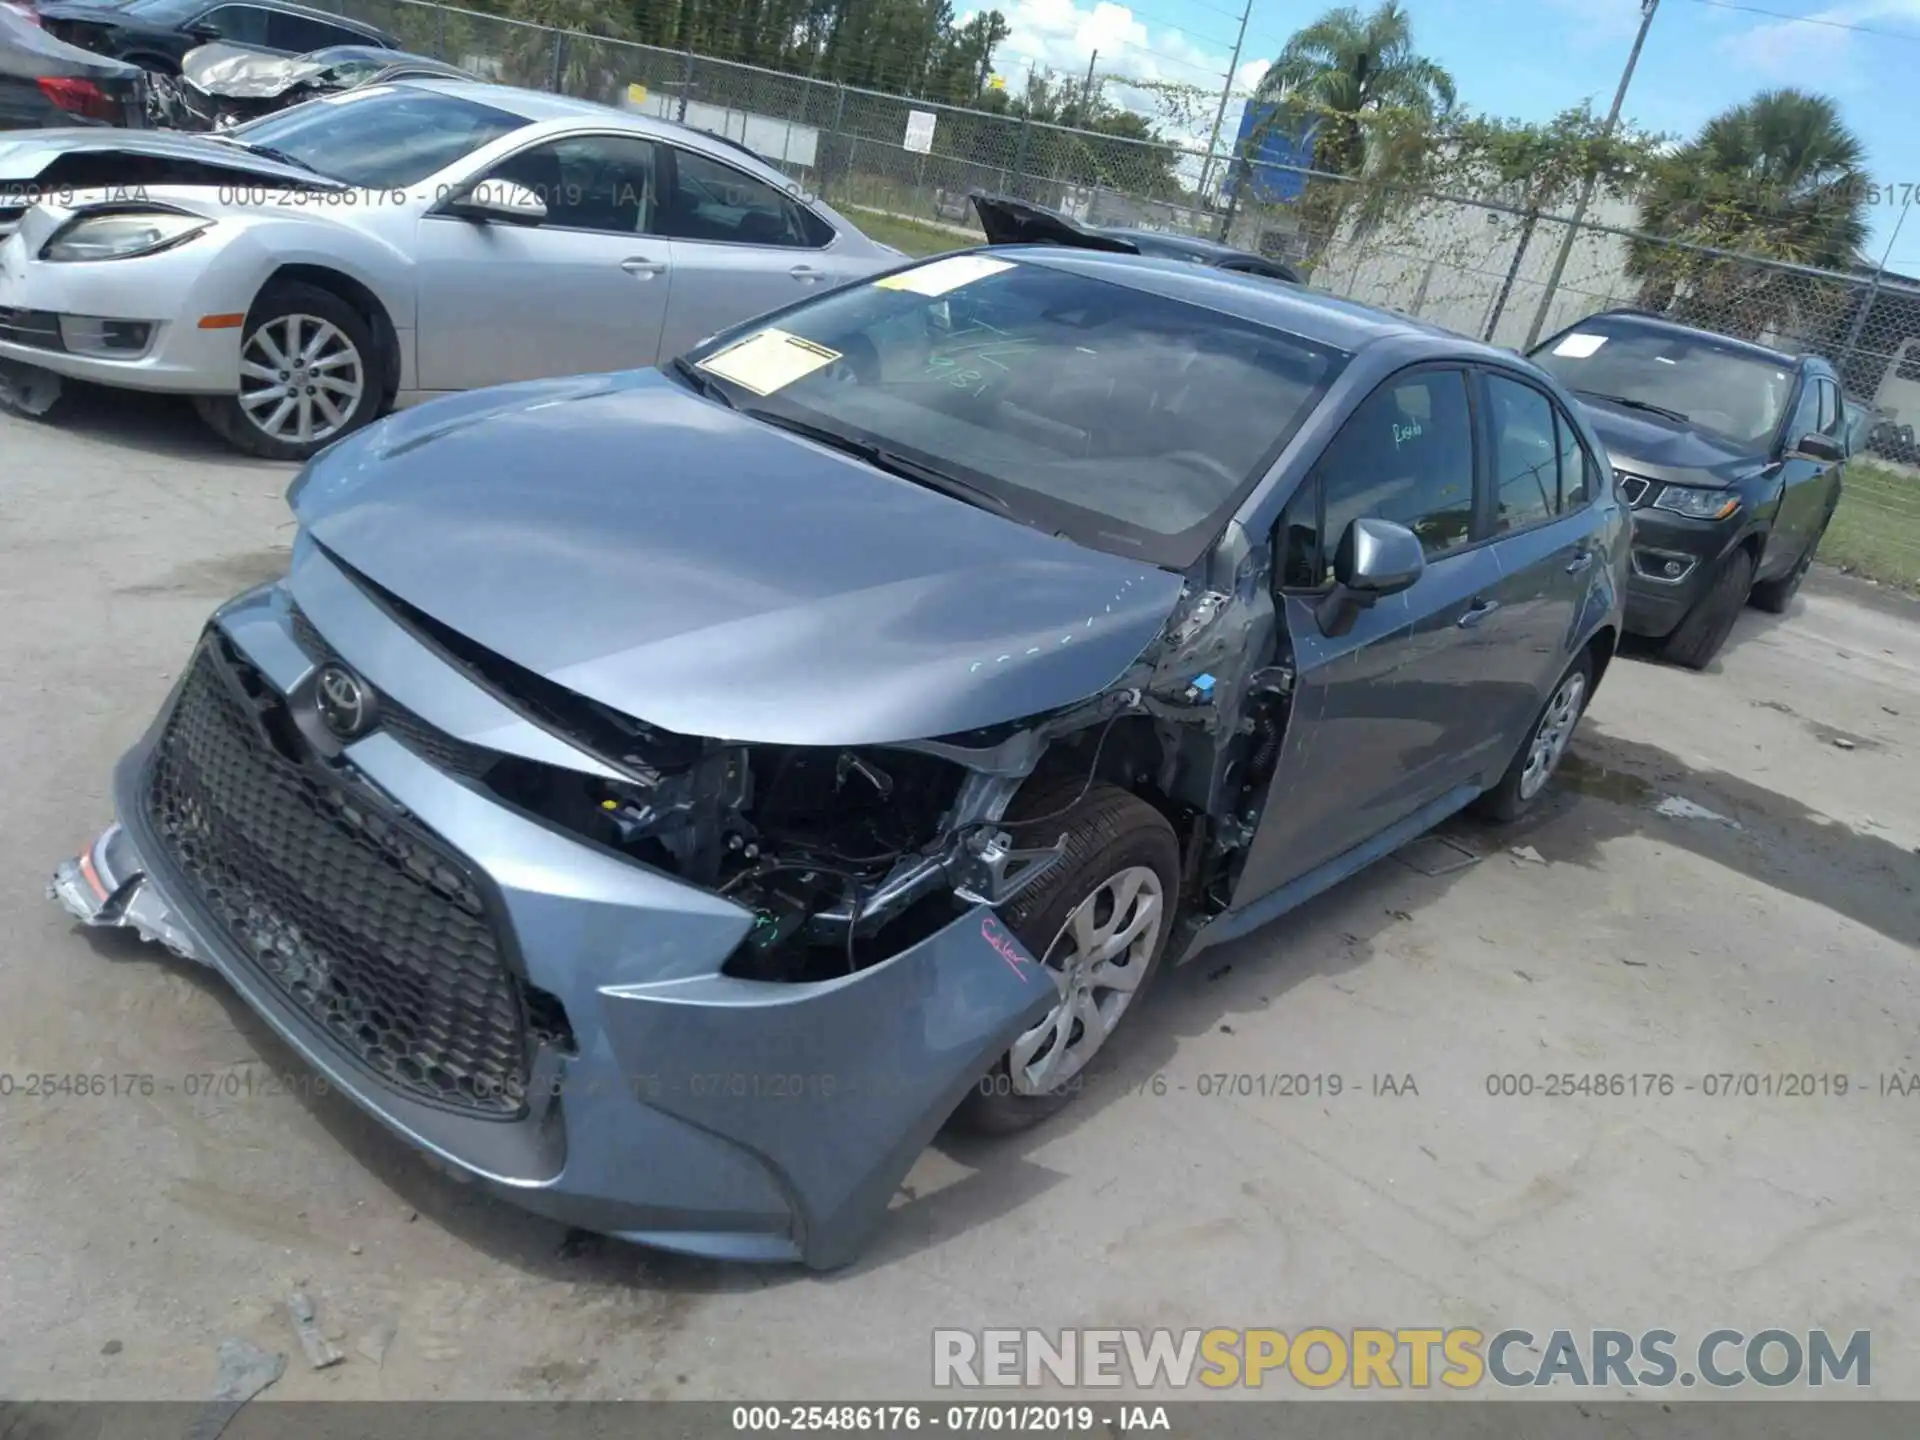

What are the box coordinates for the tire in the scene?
[1660,545,1755,671]
[1749,507,1833,614]
[950,781,1180,1136]
[1472,650,1593,823]
[195,283,384,462]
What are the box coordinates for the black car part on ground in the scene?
[0,1,147,127]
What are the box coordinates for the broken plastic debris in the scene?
[185,1338,284,1440]
[287,1290,344,1369]
[356,1317,397,1368]
[1832,737,1857,751]
[0,359,62,417]
[1653,795,1741,828]
[1508,845,1547,865]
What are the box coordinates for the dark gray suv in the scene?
[1529,310,1846,668]
[52,248,1628,1268]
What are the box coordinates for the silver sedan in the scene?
[0,79,900,457]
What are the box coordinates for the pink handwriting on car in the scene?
[979,915,1030,981]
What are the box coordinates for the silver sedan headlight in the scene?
[40,211,212,263]
[1651,484,1741,522]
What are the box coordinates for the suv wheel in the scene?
[1749,508,1832,614]
[951,782,1179,1136]
[1473,650,1592,823]
[1661,546,1755,670]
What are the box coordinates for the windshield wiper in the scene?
[667,354,735,408]
[1576,389,1690,423]
[745,409,1008,511]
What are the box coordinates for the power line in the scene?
[1678,0,1920,43]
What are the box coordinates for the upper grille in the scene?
[144,637,529,1115]
[1614,471,1653,507]
[0,306,63,353]
[288,603,497,778]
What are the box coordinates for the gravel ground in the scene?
[2,389,1917,1405]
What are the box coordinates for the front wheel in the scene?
[1749,508,1832,614]
[950,782,1180,1136]
[1661,545,1755,671]
[194,283,384,461]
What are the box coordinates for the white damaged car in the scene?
[0,78,898,457]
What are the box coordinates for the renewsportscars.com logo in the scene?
[932,1328,1871,1390]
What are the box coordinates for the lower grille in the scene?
[145,637,530,1114]
[0,306,63,352]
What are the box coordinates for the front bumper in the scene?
[1621,507,1743,639]
[0,223,245,393]
[49,565,1055,1269]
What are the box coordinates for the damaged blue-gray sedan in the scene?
[51,244,1628,1268]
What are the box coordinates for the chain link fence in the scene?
[316,0,1920,583]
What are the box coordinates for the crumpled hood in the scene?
[290,370,1183,748]
[1578,399,1767,488]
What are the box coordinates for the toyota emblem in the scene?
[315,662,371,739]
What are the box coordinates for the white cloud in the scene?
[1540,0,1650,44]
[1716,5,1857,79]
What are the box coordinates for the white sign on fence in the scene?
[903,110,937,155]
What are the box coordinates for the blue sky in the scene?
[976,0,1920,268]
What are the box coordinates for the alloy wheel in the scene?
[237,313,365,447]
[1008,865,1165,1095]
[1519,671,1587,801]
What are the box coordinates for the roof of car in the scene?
[1573,309,1814,369]
[1003,245,1499,356]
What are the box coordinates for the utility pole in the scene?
[1079,48,1099,119]
[1521,0,1660,350]
[1198,0,1253,204]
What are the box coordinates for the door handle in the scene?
[620,257,667,278]
[1456,598,1501,628]
[1565,548,1596,575]
[789,264,825,282]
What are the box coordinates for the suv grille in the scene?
[144,636,529,1115]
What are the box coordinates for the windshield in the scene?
[1528,318,1796,450]
[224,86,526,189]
[680,255,1346,568]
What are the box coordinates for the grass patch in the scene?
[844,207,971,257]
[1820,459,1920,591]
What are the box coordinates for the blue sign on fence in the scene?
[1229,103,1316,204]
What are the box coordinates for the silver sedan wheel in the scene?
[1519,671,1587,801]
[1008,865,1165,1096]
[237,313,364,447]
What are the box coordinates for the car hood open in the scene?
[1577,398,1766,488]
[289,370,1183,748]
[970,192,1139,253]
[0,126,344,190]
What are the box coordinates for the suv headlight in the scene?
[40,211,211,263]
[1651,484,1740,521]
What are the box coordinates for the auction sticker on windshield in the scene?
[875,254,1016,297]
[697,328,842,395]
[1552,333,1608,358]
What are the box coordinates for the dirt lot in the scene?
[2,389,1918,1404]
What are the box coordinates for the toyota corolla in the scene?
[50,246,1627,1267]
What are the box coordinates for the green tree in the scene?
[1628,89,1869,339]
[1247,0,1456,261]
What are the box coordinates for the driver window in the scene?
[482,134,657,235]
[1277,369,1475,587]
[193,5,271,43]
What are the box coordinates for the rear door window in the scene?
[192,4,271,43]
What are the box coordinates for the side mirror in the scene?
[445,178,547,226]
[1791,431,1844,463]
[1315,517,1424,638]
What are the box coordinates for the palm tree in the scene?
[1248,1,1455,259]
[1629,89,1868,340]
